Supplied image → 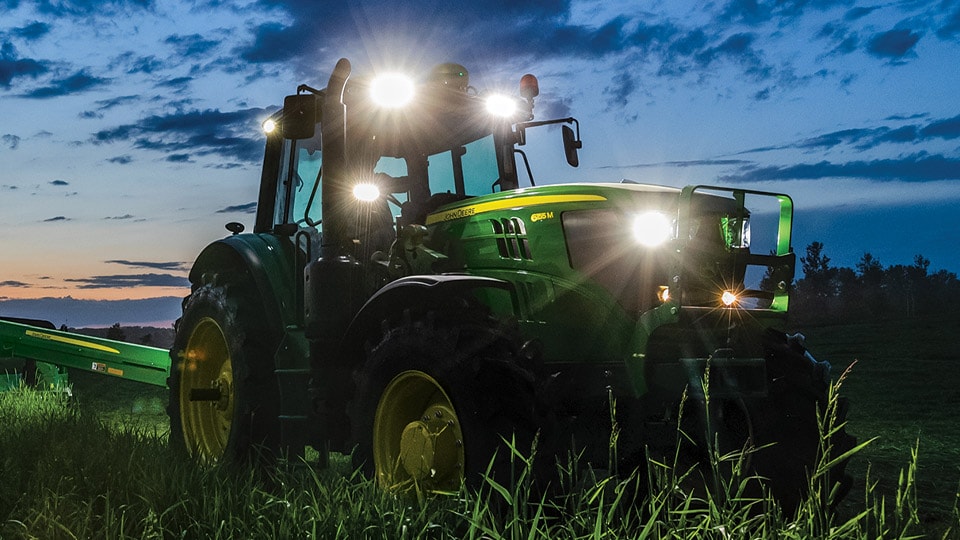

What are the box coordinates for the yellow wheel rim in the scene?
[373,370,465,494]
[177,316,234,462]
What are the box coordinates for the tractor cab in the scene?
[255,59,578,266]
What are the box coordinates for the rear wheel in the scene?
[167,284,280,463]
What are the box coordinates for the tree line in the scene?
[788,241,960,323]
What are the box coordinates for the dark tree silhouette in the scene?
[791,242,960,323]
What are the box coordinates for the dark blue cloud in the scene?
[42,216,70,222]
[0,42,50,88]
[2,134,20,149]
[843,6,878,21]
[739,114,960,154]
[602,72,636,110]
[164,34,220,57]
[598,158,753,170]
[12,21,51,40]
[720,153,960,182]
[720,0,856,26]
[867,28,921,59]
[217,202,257,214]
[106,259,188,271]
[920,114,960,139]
[107,155,133,164]
[129,55,163,74]
[65,273,190,289]
[156,76,193,89]
[28,0,154,17]
[165,153,192,162]
[937,7,960,39]
[95,95,139,110]
[93,107,273,163]
[50,179,69,186]
[875,125,918,144]
[22,70,110,98]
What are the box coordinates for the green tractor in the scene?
[167,58,853,508]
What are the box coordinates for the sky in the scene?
[1,0,959,327]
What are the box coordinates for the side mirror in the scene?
[281,94,318,140]
[562,124,582,168]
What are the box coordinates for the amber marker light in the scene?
[657,286,670,303]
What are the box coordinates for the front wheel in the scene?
[373,370,466,492]
[351,314,547,496]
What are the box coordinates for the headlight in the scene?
[370,73,415,108]
[262,119,277,134]
[721,290,738,306]
[353,183,380,202]
[631,212,674,247]
[485,94,517,117]
[721,216,750,249]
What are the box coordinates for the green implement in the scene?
[0,318,170,387]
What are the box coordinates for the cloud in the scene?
[165,153,192,162]
[26,0,153,18]
[937,7,960,39]
[738,114,960,154]
[42,216,69,222]
[235,1,639,69]
[12,21,51,40]
[2,134,20,149]
[867,29,921,59]
[109,51,165,75]
[603,72,636,110]
[164,33,220,57]
[0,42,50,88]
[598,158,753,170]
[93,107,273,163]
[156,76,193,90]
[107,155,133,164]
[64,273,190,289]
[106,259,188,271]
[103,214,135,220]
[22,70,110,99]
[844,7,879,21]
[217,202,257,213]
[49,179,69,186]
[920,114,960,139]
[0,280,30,287]
[95,95,140,110]
[720,153,960,183]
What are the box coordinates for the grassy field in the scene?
[797,316,960,536]
[1,317,958,538]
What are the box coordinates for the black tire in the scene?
[167,283,281,464]
[351,311,549,494]
[744,331,856,512]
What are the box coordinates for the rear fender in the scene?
[188,233,298,339]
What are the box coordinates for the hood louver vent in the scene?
[490,218,531,260]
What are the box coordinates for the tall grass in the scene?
[1,374,955,539]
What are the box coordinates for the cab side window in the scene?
[273,128,323,228]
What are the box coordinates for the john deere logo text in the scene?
[530,211,554,222]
